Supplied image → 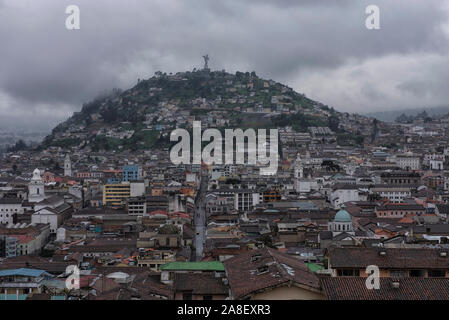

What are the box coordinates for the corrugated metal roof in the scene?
[0,268,51,277]
[305,263,325,272]
[160,261,224,271]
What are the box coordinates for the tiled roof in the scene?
[329,247,449,269]
[223,247,320,299]
[413,224,449,235]
[0,198,22,204]
[378,203,425,211]
[174,273,228,295]
[436,204,449,214]
[321,277,449,300]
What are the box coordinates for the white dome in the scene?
[106,272,129,280]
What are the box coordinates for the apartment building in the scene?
[102,182,131,207]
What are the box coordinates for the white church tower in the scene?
[64,154,72,177]
[294,153,304,193]
[294,153,304,179]
[29,168,45,203]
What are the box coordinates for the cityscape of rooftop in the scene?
[1,0,449,313]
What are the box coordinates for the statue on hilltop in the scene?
[202,54,210,70]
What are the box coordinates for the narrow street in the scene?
[194,172,208,261]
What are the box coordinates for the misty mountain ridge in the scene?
[365,106,449,122]
[38,69,368,152]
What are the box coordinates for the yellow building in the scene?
[103,183,131,207]
[263,188,282,203]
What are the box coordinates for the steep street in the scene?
[194,171,208,261]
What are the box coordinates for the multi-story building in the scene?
[127,196,146,216]
[146,196,169,213]
[32,203,72,234]
[136,249,176,271]
[0,268,52,298]
[371,185,412,203]
[262,188,282,203]
[395,153,420,171]
[234,190,261,212]
[130,181,145,197]
[122,165,142,182]
[5,237,17,258]
[0,198,23,225]
[102,182,131,207]
[376,203,426,219]
[380,171,420,185]
[205,194,234,215]
[76,172,91,179]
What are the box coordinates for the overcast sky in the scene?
[0,0,449,131]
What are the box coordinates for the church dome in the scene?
[334,204,351,223]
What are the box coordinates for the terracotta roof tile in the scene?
[321,277,449,300]
[223,247,320,299]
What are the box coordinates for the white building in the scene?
[234,190,261,212]
[64,154,72,177]
[28,169,45,203]
[32,202,71,234]
[330,185,359,209]
[371,186,411,203]
[130,181,145,197]
[430,158,444,171]
[395,152,420,171]
[0,199,23,225]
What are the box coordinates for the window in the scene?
[337,269,360,276]
[428,269,446,278]
[410,269,426,277]
[390,270,408,278]
[257,265,269,275]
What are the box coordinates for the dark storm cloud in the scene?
[0,0,448,130]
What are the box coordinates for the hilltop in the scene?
[366,106,449,123]
[39,69,373,152]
